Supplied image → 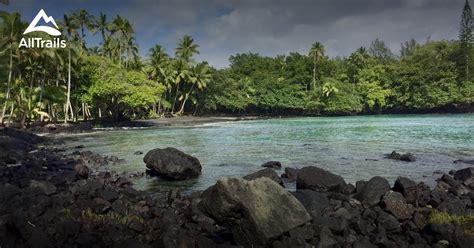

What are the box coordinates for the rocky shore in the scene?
[1,127,474,247]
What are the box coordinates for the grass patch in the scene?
[62,208,145,225]
[428,210,474,226]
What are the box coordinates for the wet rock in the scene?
[355,176,391,207]
[376,210,401,233]
[454,167,474,182]
[393,176,418,204]
[0,183,21,202]
[74,163,89,179]
[97,189,120,202]
[282,167,299,181]
[437,197,470,215]
[129,221,145,233]
[261,161,282,169]
[291,190,330,218]
[29,180,57,195]
[143,147,202,180]
[199,177,311,246]
[386,151,416,162]
[382,191,414,220]
[296,166,347,193]
[243,168,284,186]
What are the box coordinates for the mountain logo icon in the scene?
[23,9,61,36]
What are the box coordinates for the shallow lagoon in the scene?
[61,114,474,192]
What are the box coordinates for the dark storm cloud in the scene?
[118,0,464,67]
[6,0,465,67]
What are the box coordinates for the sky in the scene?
[2,0,468,68]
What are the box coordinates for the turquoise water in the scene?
[61,114,474,192]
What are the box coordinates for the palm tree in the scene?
[170,59,192,115]
[322,80,339,97]
[73,9,93,51]
[309,42,325,92]
[91,12,109,52]
[177,62,211,115]
[348,47,370,84]
[175,35,200,62]
[125,35,138,68]
[62,14,79,123]
[110,15,134,67]
[0,11,24,124]
[148,44,169,80]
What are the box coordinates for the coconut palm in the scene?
[176,62,211,115]
[125,35,139,68]
[73,9,93,51]
[0,11,25,124]
[309,42,325,91]
[175,35,199,62]
[348,47,371,84]
[110,15,134,67]
[91,12,109,52]
[148,44,169,80]
[62,14,79,123]
[170,59,192,115]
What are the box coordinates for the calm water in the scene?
[60,114,474,192]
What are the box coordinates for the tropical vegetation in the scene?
[0,1,472,126]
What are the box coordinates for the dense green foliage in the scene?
[0,3,473,125]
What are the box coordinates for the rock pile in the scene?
[1,128,474,247]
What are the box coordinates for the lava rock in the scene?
[386,151,416,162]
[74,163,90,179]
[393,176,418,204]
[143,147,202,180]
[243,168,284,186]
[454,167,474,182]
[261,161,282,169]
[296,166,347,193]
[382,191,414,220]
[291,190,330,218]
[355,176,391,207]
[281,167,299,181]
[199,177,311,246]
[29,180,57,195]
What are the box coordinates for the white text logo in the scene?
[24,9,61,36]
[19,9,66,48]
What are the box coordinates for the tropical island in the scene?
[1,0,474,247]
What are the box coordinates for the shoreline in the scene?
[1,127,474,247]
[17,112,474,135]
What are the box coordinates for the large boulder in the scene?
[291,190,330,218]
[454,167,474,182]
[143,147,201,180]
[393,177,418,204]
[355,176,391,207]
[282,167,299,181]
[261,161,282,169]
[243,168,284,186]
[199,177,311,246]
[296,166,347,193]
[382,191,414,220]
[386,151,416,162]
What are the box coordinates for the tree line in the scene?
[0,1,473,126]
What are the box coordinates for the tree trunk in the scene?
[177,85,195,115]
[65,46,72,123]
[171,83,180,115]
[1,48,13,124]
[312,56,316,91]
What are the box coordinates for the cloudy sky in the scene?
[3,0,467,68]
